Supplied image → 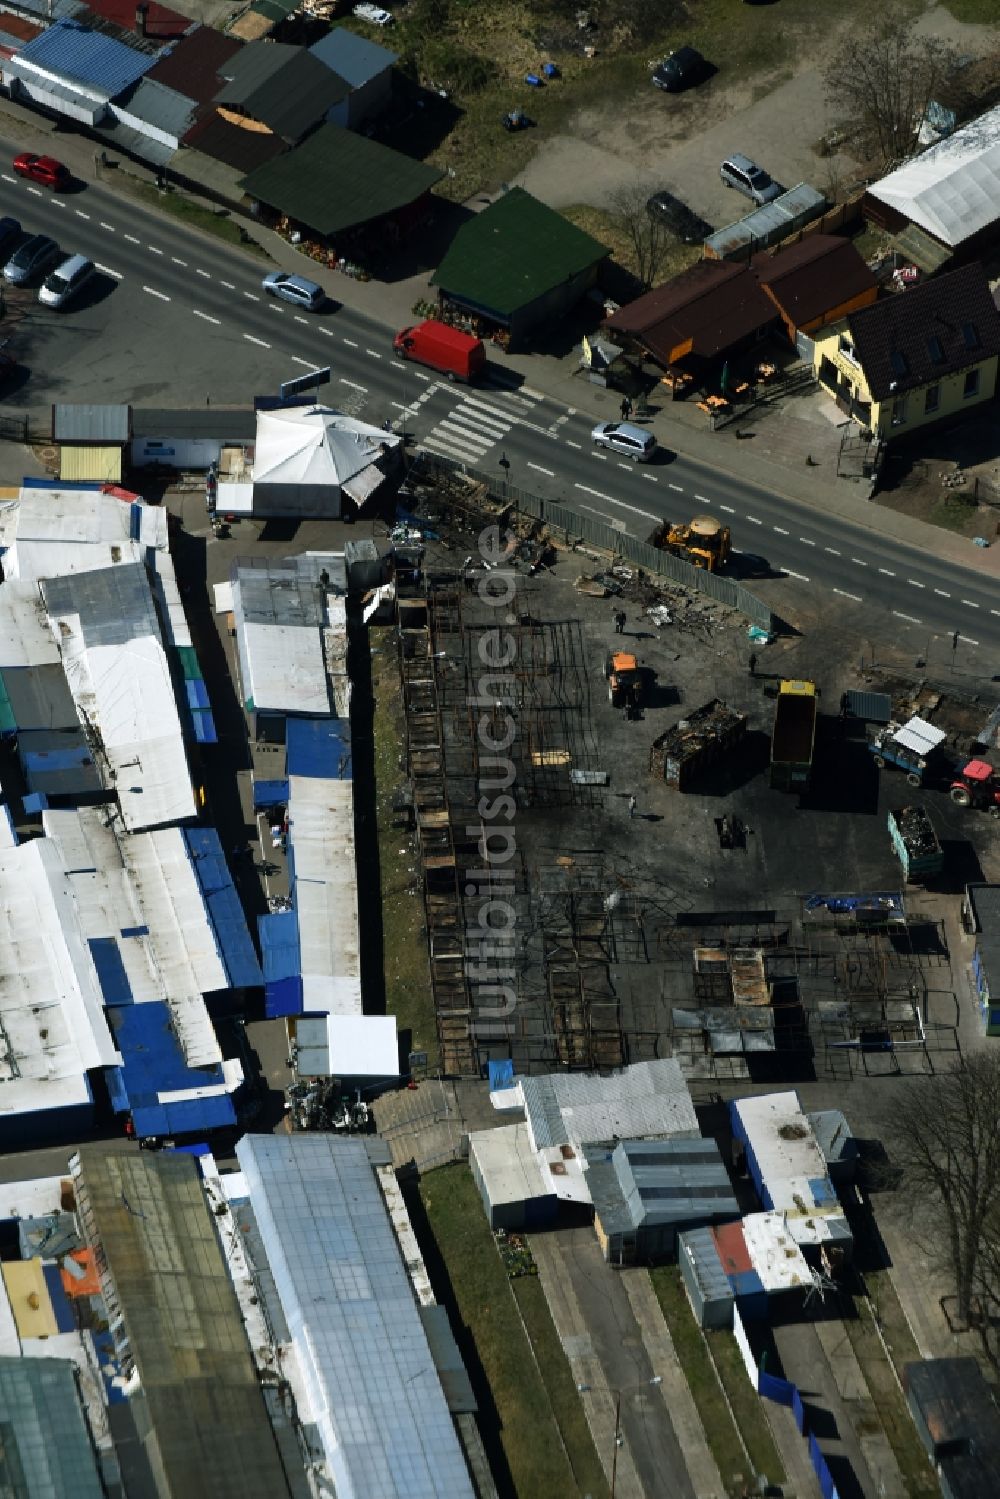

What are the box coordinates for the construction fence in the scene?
[411,451,775,633]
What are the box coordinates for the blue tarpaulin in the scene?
[87,937,134,1007]
[191,709,218,744]
[259,909,303,1017]
[254,778,289,810]
[22,792,48,813]
[107,1001,237,1138]
[488,1058,515,1090]
[286,716,352,780]
[182,827,263,989]
[185,678,211,711]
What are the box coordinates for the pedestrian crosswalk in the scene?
[418,387,547,466]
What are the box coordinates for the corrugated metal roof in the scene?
[522,1058,697,1149]
[16,18,155,98]
[0,1357,106,1498]
[131,405,256,438]
[236,1134,476,1499]
[53,402,129,442]
[893,715,947,755]
[215,40,347,141]
[93,111,178,165]
[844,689,891,723]
[679,1225,733,1304]
[8,0,85,22]
[705,183,827,260]
[309,25,396,87]
[588,1137,738,1236]
[59,444,122,482]
[115,74,196,134]
[146,24,242,103]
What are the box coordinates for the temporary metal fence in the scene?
[412,451,774,632]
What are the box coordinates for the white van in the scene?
[39,254,96,310]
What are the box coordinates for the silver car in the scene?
[591,421,656,461]
[720,153,783,205]
[4,234,60,286]
[261,271,325,311]
[39,253,96,309]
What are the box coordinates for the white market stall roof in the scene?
[252,405,400,494]
[290,771,361,1015]
[867,104,1000,248]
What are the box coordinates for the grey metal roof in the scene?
[905,1357,1000,1499]
[967,883,1000,992]
[52,402,130,443]
[843,689,891,723]
[92,113,178,167]
[215,40,348,142]
[131,405,257,439]
[42,562,159,647]
[74,1146,292,1498]
[418,1305,477,1414]
[677,1225,733,1305]
[586,1138,738,1236]
[308,25,396,88]
[807,1109,857,1168]
[115,75,196,136]
[236,1133,475,1499]
[522,1057,697,1148]
[0,664,79,731]
[0,1357,106,1499]
[232,554,346,627]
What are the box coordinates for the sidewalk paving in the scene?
[4,94,999,584]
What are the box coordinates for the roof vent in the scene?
[889,349,909,378]
[962,322,980,350]
[927,335,946,364]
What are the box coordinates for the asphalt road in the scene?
[3,154,999,660]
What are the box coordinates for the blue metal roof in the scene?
[17,18,156,98]
[286,715,352,779]
[259,909,302,1017]
[309,25,397,88]
[107,1001,236,1137]
[182,827,263,990]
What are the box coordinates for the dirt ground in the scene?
[876,405,1000,540]
[514,4,999,219]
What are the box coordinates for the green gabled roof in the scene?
[240,123,443,238]
[431,187,608,317]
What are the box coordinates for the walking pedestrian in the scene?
[620,396,632,421]
[628,794,637,819]
[748,652,758,677]
[614,609,626,635]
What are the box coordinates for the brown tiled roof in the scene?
[846,261,1000,401]
[146,24,241,103]
[753,235,877,326]
[604,259,777,364]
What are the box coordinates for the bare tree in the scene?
[608,183,672,293]
[824,7,961,172]
[886,1053,1000,1350]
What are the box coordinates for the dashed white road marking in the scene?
[720,504,735,513]
[934,589,951,597]
[908,579,926,588]
[172,256,187,266]
[694,494,708,503]
[340,377,367,392]
[294,315,309,325]
[319,327,334,336]
[148,245,163,255]
[800,537,816,546]
[565,440,581,449]
[641,473,658,482]
[123,233,140,244]
[220,280,235,290]
[242,291,259,301]
[668,482,683,492]
[99,221,115,231]
[342,337,358,347]
[50,198,65,208]
[411,370,430,381]
[824,546,840,555]
[851,557,867,566]
[26,186,42,197]
[783,569,810,581]
[94,262,122,279]
[243,333,270,348]
[195,268,211,279]
[192,309,220,324]
[290,357,318,368]
[959,635,980,646]
[75,210,90,219]
[892,611,921,625]
[746,514,762,525]
[0,174,15,183]
[365,348,382,359]
[527,462,554,477]
[878,567,895,577]
[773,526,789,535]
[142,285,170,301]
[961,599,980,608]
[833,588,863,602]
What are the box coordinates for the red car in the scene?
[13,153,70,189]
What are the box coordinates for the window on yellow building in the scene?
[891,396,908,426]
[925,385,940,414]
[964,369,980,399]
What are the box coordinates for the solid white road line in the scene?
[833,589,863,602]
[783,569,810,581]
[142,285,170,301]
[603,495,659,523]
[339,377,367,391]
[527,463,554,477]
[192,310,220,324]
[959,635,980,646]
[575,482,613,501]
[244,333,270,348]
[892,611,921,624]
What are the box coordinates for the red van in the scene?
[393,320,486,381]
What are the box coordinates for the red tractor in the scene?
[949,759,1000,818]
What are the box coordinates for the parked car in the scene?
[39,254,96,309]
[591,422,657,462]
[652,46,708,93]
[720,153,783,205]
[4,234,60,286]
[353,3,392,22]
[645,192,713,244]
[12,153,70,189]
[0,217,20,261]
[261,271,325,311]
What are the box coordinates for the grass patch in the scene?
[124,179,271,257]
[649,1266,751,1497]
[843,1297,938,1498]
[370,628,438,1065]
[706,1330,786,1487]
[419,1163,606,1498]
